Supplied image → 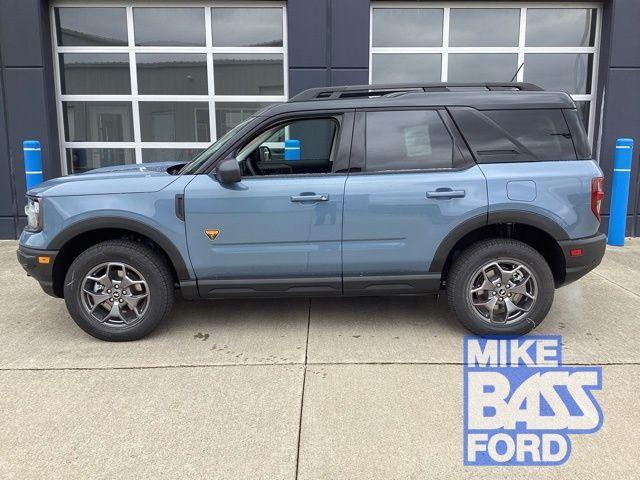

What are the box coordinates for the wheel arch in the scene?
[431,211,568,287]
[49,217,190,298]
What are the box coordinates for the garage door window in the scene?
[52,3,287,174]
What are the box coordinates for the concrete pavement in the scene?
[1,239,639,479]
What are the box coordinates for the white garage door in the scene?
[370,2,601,141]
[51,1,288,174]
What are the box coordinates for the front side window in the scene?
[365,110,454,172]
[237,118,339,176]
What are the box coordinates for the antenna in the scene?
[510,62,525,83]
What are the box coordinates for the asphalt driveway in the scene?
[1,239,639,479]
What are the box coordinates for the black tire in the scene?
[447,238,554,336]
[64,240,174,341]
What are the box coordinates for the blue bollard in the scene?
[23,140,44,190]
[284,139,301,161]
[607,138,634,246]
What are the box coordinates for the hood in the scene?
[28,161,186,197]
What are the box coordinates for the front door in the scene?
[342,109,488,293]
[184,113,353,297]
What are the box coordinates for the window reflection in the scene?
[67,148,135,174]
[372,8,443,47]
[448,54,518,82]
[212,8,283,47]
[134,8,205,46]
[371,54,441,83]
[137,53,207,95]
[213,54,284,95]
[63,102,134,142]
[526,9,596,47]
[449,9,520,47]
[524,54,592,94]
[215,102,270,137]
[60,53,130,95]
[142,149,204,163]
[139,102,210,142]
[55,7,127,46]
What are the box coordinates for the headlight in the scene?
[25,197,42,232]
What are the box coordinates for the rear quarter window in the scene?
[483,109,576,161]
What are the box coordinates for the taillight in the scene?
[591,177,604,221]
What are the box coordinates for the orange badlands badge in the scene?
[204,229,220,240]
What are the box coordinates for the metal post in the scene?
[608,138,634,246]
[23,140,43,190]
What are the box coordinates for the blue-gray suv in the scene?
[17,83,607,341]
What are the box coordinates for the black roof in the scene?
[256,83,576,116]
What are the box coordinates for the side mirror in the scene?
[214,158,241,183]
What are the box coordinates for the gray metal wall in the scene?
[0,0,638,239]
[0,0,60,239]
[597,0,640,236]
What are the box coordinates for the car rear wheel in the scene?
[64,240,174,341]
[447,238,554,336]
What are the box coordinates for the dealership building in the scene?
[0,0,638,239]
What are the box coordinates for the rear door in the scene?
[342,108,488,294]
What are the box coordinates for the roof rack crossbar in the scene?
[288,82,543,102]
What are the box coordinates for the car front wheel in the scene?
[63,240,174,341]
[447,238,554,336]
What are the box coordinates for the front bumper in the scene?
[557,233,607,286]
[16,245,59,297]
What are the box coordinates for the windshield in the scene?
[179,117,252,174]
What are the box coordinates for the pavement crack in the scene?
[294,297,311,480]
[591,270,640,298]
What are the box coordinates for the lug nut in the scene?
[119,299,124,303]
[497,283,501,287]
[107,289,111,294]
[508,293,512,297]
[115,285,119,289]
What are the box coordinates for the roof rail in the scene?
[288,82,544,102]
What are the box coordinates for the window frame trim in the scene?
[50,1,289,175]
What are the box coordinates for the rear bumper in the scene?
[557,233,607,286]
[16,245,59,297]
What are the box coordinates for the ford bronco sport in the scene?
[18,83,606,341]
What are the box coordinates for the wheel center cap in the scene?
[499,289,506,295]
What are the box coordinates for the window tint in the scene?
[212,8,283,47]
[372,8,443,47]
[483,109,577,161]
[237,118,339,176]
[134,8,205,46]
[365,111,454,172]
[55,7,127,46]
[563,109,592,159]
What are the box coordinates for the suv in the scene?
[18,83,606,341]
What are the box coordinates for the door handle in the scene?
[290,193,329,202]
[426,189,466,199]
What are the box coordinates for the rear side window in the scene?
[483,109,576,161]
[365,110,454,172]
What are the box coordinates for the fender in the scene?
[48,216,191,281]
[428,210,570,273]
